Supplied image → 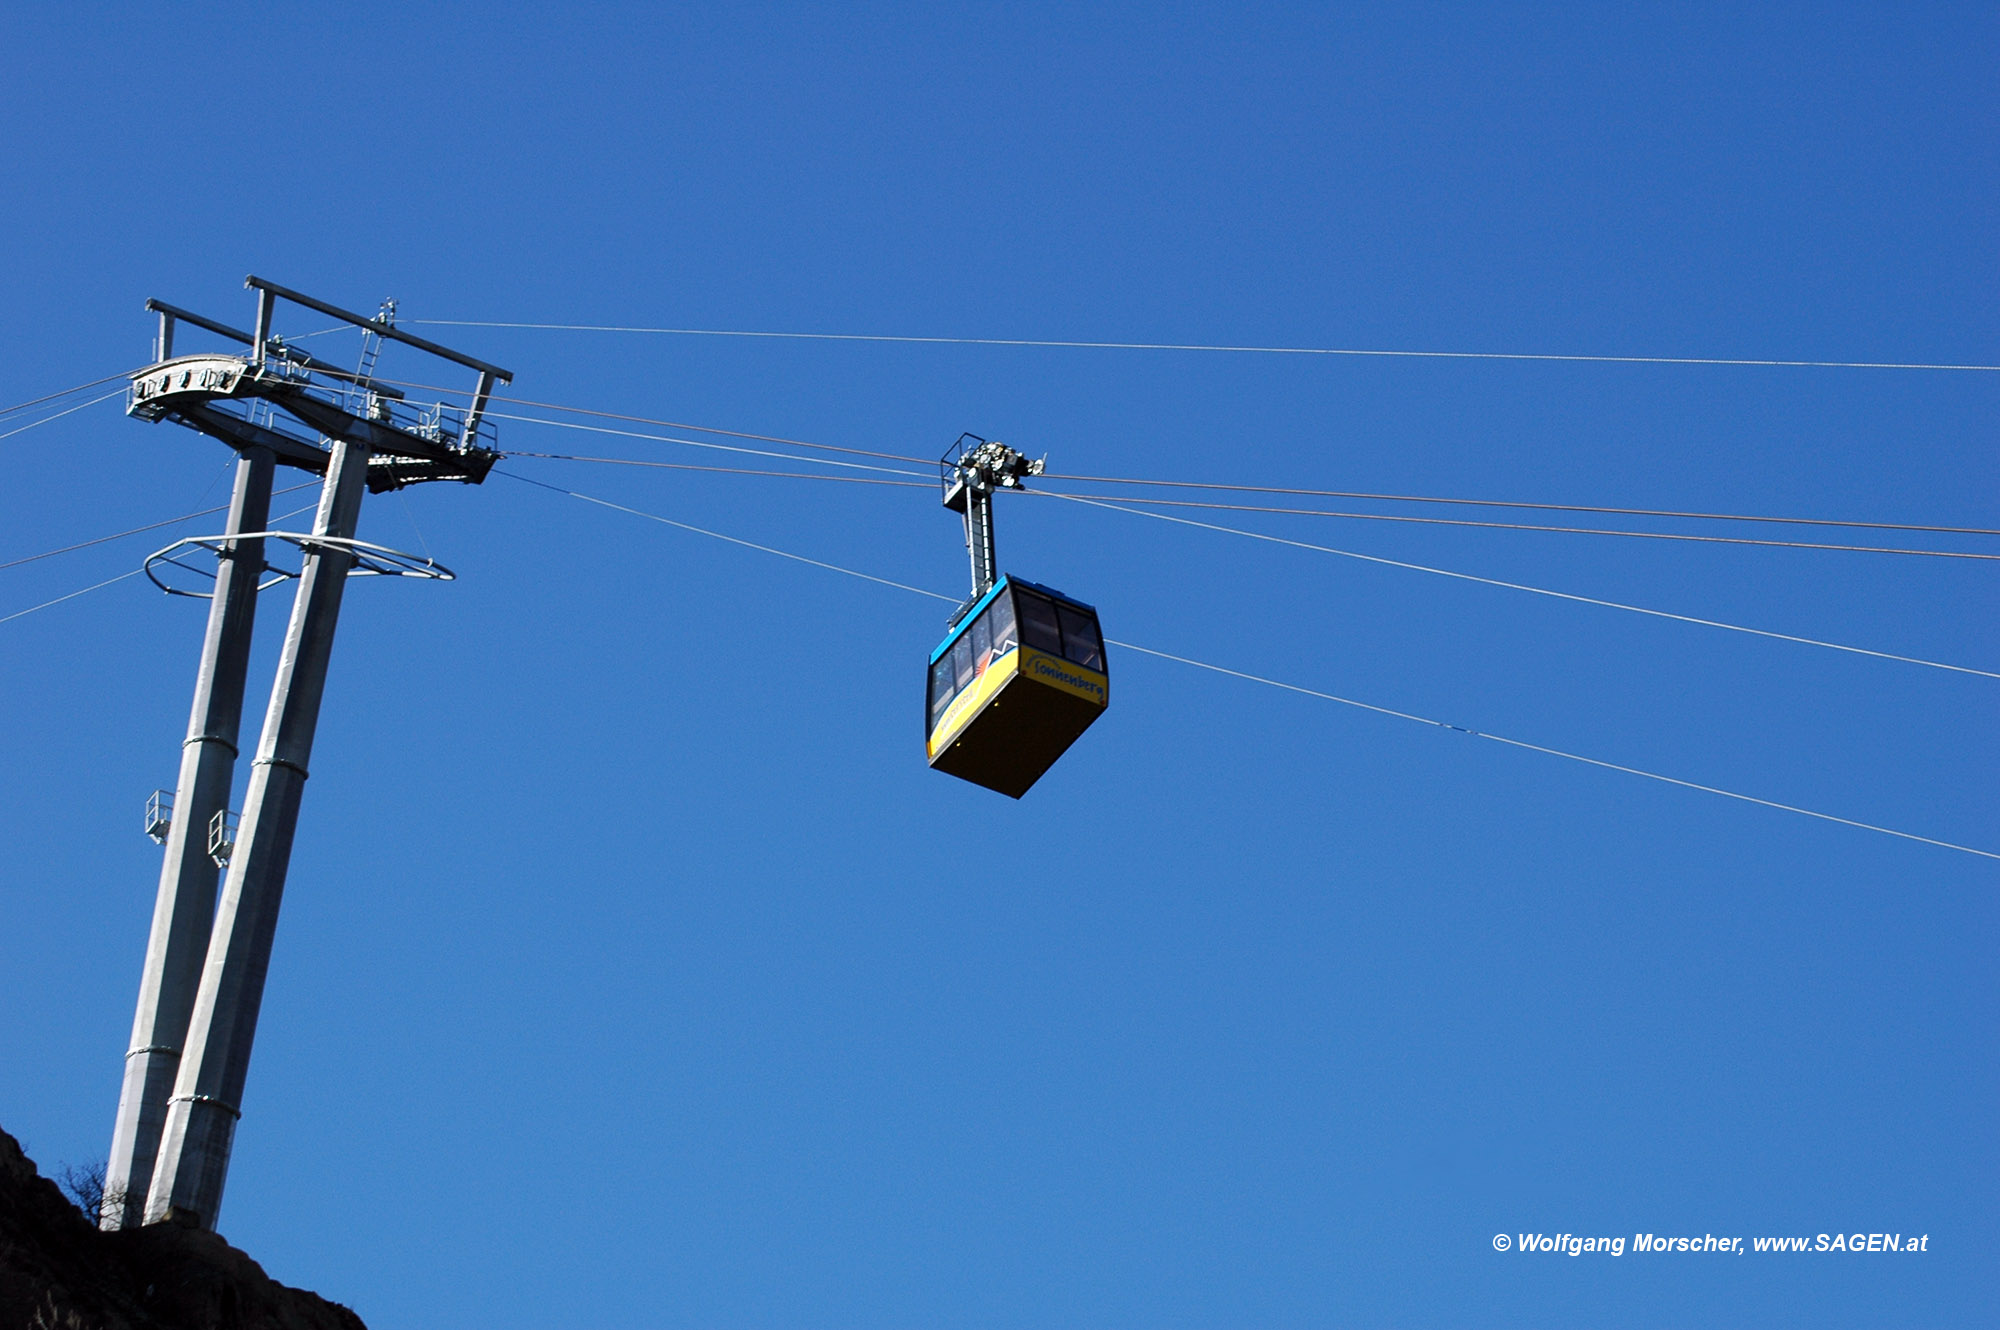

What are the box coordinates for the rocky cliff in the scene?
[0,1126,365,1330]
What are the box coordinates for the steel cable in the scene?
[1033,490,1999,560]
[407,319,2000,373]
[0,370,146,419]
[0,388,131,442]
[216,367,1993,543]
[496,469,1998,863]
[1041,472,2000,538]
[1037,492,1999,680]
[1,483,319,573]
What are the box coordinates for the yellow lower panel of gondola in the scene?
[928,648,1108,798]
[929,651,1022,758]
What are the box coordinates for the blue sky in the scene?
[2,4,1995,1326]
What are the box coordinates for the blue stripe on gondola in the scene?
[929,578,1010,665]
[928,574,1101,664]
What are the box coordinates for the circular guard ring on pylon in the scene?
[142,531,455,599]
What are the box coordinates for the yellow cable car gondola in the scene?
[926,436,1108,797]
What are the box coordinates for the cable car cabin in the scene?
[926,575,1108,798]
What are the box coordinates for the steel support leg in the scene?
[143,438,369,1230]
[103,448,273,1230]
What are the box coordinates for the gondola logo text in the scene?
[1023,652,1106,702]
